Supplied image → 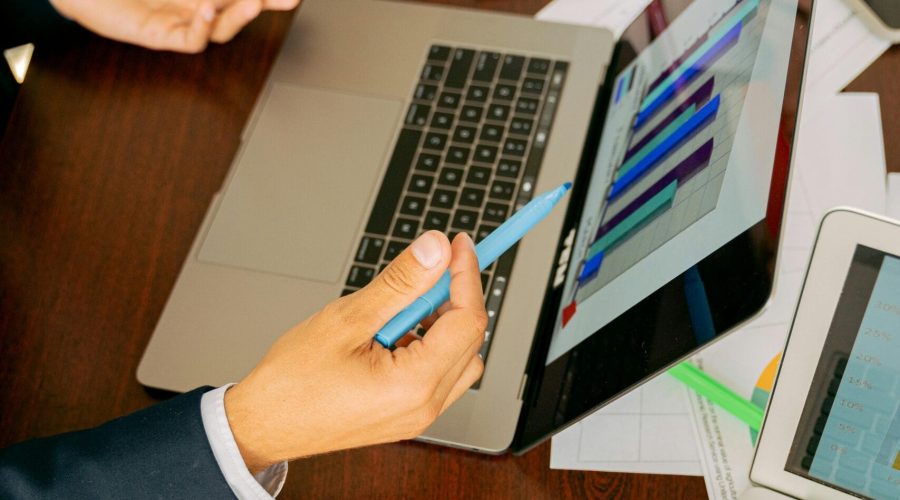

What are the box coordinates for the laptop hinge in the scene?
[517,373,528,401]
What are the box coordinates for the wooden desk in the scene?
[0,1,895,498]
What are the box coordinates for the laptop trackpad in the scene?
[198,83,401,282]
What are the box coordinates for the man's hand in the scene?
[224,231,487,472]
[50,0,301,53]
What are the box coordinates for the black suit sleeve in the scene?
[0,387,237,499]
[1,0,75,49]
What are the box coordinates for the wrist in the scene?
[224,382,282,474]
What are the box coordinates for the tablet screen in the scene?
[546,0,800,364]
[514,0,811,452]
[786,245,900,500]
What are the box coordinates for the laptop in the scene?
[746,209,900,499]
[138,0,814,454]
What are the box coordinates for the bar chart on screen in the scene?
[561,0,767,328]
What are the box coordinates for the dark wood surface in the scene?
[0,1,896,498]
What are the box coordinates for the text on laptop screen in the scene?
[786,246,900,500]
[545,0,800,364]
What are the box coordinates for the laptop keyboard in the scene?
[343,45,569,371]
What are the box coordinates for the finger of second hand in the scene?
[210,0,262,43]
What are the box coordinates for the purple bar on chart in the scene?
[598,139,714,239]
[625,77,714,161]
[635,22,741,129]
[645,33,709,96]
[578,251,605,283]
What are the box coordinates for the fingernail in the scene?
[410,232,442,269]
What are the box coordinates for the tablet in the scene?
[751,209,900,499]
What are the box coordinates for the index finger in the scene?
[419,233,487,372]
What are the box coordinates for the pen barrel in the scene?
[475,198,554,270]
[374,274,450,347]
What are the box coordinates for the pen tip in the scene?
[563,181,573,191]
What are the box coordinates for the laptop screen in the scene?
[514,0,811,452]
[786,245,900,500]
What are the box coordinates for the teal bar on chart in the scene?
[638,0,759,113]
[617,104,696,181]
[587,180,678,260]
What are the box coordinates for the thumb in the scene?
[340,231,451,340]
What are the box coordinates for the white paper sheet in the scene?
[536,0,653,38]
[887,173,900,220]
[551,374,703,475]
[689,92,888,500]
[805,0,890,96]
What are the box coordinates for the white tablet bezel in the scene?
[750,208,900,498]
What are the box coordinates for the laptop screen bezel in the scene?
[512,0,815,454]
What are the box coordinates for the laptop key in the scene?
[509,117,533,136]
[438,167,464,187]
[393,218,419,239]
[346,265,376,288]
[474,145,498,164]
[409,174,434,193]
[423,211,450,232]
[515,97,539,115]
[503,138,528,157]
[414,83,438,101]
[467,85,489,103]
[480,273,490,293]
[428,45,451,62]
[473,52,500,82]
[415,153,440,172]
[445,48,475,88]
[384,240,407,261]
[421,64,445,82]
[493,84,517,101]
[341,288,357,297]
[423,132,448,151]
[460,187,486,208]
[480,124,504,143]
[460,105,484,123]
[466,166,491,185]
[365,128,420,235]
[431,112,454,130]
[400,195,427,216]
[527,58,551,75]
[497,159,521,178]
[438,91,462,110]
[452,210,478,230]
[487,104,510,122]
[490,180,516,200]
[355,237,385,264]
[499,55,525,81]
[476,224,497,242]
[405,103,430,126]
[453,126,476,144]
[431,189,457,209]
[522,77,545,95]
[446,146,470,165]
[483,202,509,222]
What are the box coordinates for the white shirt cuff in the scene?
[200,384,288,499]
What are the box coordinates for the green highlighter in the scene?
[668,361,764,432]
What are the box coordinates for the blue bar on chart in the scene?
[626,77,715,159]
[610,95,720,200]
[599,140,714,238]
[614,67,635,104]
[578,251,605,283]
[587,180,678,260]
[635,0,758,129]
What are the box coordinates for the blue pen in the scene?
[374,182,573,347]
